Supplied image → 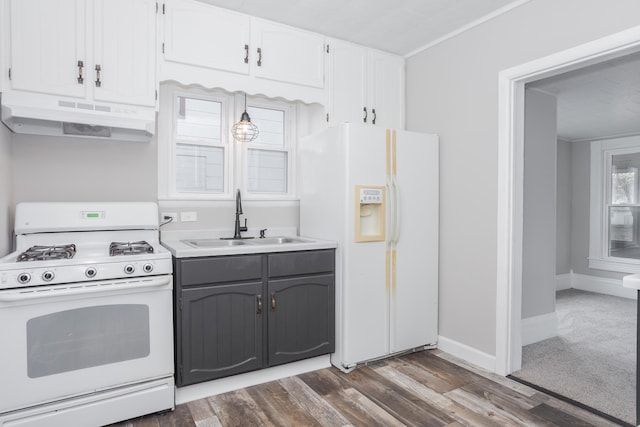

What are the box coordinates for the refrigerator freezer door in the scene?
[391,130,439,352]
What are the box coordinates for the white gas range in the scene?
[0,202,175,427]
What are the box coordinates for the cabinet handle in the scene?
[257,47,262,67]
[270,293,276,311]
[244,44,249,64]
[94,64,102,87]
[77,60,84,84]
[363,107,367,123]
[256,294,262,314]
[372,108,376,125]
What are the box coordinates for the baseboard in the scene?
[437,335,496,373]
[175,355,331,404]
[571,273,637,300]
[521,312,557,346]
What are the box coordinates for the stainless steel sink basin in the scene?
[182,239,253,248]
[252,237,310,244]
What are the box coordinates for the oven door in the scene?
[0,276,174,414]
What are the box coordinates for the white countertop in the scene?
[160,227,337,258]
[622,273,640,290]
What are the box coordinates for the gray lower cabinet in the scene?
[174,249,335,387]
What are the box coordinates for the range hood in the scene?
[1,92,156,142]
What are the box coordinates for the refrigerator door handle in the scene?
[392,174,401,244]
[386,175,395,244]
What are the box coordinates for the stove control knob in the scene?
[143,263,153,273]
[124,264,135,275]
[85,267,97,278]
[42,271,55,282]
[17,273,31,284]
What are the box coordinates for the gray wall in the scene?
[556,139,572,275]
[0,123,11,256]
[405,0,640,356]
[522,88,556,319]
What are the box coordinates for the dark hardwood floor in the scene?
[112,350,623,427]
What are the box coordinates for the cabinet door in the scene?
[368,50,404,129]
[163,0,250,75]
[9,0,86,98]
[267,274,335,366]
[252,19,324,89]
[328,39,367,125]
[93,0,156,106]
[179,282,263,386]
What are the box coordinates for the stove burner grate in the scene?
[109,241,155,256]
[17,244,77,262]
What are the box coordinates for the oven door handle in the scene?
[0,276,172,303]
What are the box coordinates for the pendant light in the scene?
[231,93,259,143]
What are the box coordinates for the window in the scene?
[158,84,296,200]
[589,137,640,272]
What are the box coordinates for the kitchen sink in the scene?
[182,239,253,248]
[252,237,310,244]
[182,236,311,248]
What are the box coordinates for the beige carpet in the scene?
[512,289,636,425]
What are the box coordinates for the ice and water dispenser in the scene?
[354,186,385,242]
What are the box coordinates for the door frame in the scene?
[496,25,640,376]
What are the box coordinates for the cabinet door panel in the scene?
[180,282,263,385]
[328,40,367,125]
[252,20,324,88]
[368,50,404,129]
[93,0,156,106]
[268,274,334,366]
[10,0,85,98]
[163,0,250,75]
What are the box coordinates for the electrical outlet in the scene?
[181,211,197,222]
[161,212,178,222]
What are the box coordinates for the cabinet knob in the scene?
[77,60,84,84]
[271,293,276,311]
[244,44,249,64]
[257,47,262,67]
[372,108,376,125]
[95,64,102,87]
[256,294,262,314]
[363,107,367,123]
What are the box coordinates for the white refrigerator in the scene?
[300,123,438,372]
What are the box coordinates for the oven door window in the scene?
[27,304,150,378]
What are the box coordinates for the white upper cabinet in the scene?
[8,0,156,107]
[328,39,404,129]
[92,0,157,106]
[160,0,326,104]
[162,0,250,75]
[251,19,324,89]
[10,0,86,98]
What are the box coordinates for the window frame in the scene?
[157,84,298,202]
[589,137,640,273]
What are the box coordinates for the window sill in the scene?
[588,257,640,274]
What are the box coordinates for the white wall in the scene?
[0,123,12,256]
[405,0,640,356]
[522,88,556,319]
[556,139,572,275]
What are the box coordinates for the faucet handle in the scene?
[240,218,248,232]
[260,229,267,238]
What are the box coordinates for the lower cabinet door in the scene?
[179,282,263,385]
[267,274,335,366]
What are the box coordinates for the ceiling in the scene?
[527,52,640,142]
[195,0,640,142]
[194,0,521,56]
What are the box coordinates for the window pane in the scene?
[176,144,224,193]
[247,106,284,147]
[176,97,222,143]
[247,149,287,193]
[609,206,640,259]
[611,153,640,204]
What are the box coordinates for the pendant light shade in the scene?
[232,94,259,143]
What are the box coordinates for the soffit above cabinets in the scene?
[528,51,640,142]
[192,0,523,56]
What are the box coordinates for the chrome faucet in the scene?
[233,189,248,239]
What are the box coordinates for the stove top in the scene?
[0,202,173,290]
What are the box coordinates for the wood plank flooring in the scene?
[111,350,625,427]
